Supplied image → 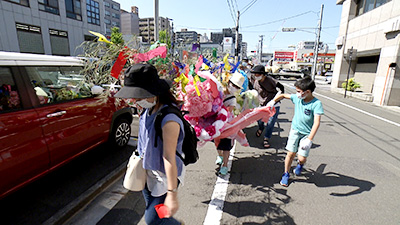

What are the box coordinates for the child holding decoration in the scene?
[215,71,245,175]
[267,76,324,187]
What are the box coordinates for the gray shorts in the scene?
[285,129,310,157]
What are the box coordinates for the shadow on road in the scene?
[220,123,375,224]
[219,125,294,224]
[296,163,375,197]
[97,191,145,225]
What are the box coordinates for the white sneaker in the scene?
[215,156,223,165]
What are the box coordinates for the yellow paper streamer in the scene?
[89,31,113,44]
[174,73,189,93]
[223,53,231,71]
[193,75,201,96]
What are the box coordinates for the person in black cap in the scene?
[115,64,184,224]
[250,65,285,148]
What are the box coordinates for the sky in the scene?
[117,0,343,54]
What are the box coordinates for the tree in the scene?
[110,27,124,46]
[159,30,171,49]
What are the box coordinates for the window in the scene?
[84,34,96,41]
[26,66,91,105]
[4,0,29,7]
[86,0,100,25]
[105,10,110,17]
[65,0,82,20]
[38,0,59,15]
[49,29,70,56]
[357,55,380,64]
[356,0,391,16]
[104,1,110,7]
[0,67,22,111]
[16,23,45,54]
[112,13,119,19]
[111,4,119,10]
[111,21,119,27]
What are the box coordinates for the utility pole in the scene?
[311,4,324,80]
[235,11,240,63]
[259,35,264,63]
[171,20,174,55]
[344,46,354,98]
[154,0,159,42]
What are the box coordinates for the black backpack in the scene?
[154,105,199,166]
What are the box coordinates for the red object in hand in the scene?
[155,204,170,218]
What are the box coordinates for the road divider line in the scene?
[203,141,236,225]
[314,92,400,127]
[282,83,400,127]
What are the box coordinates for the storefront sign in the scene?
[274,51,294,62]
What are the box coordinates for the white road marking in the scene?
[282,83,400,127]
[314,92,400,127]
[203,142,236,225]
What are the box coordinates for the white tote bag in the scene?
[123,153,146,191]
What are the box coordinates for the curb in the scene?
[331,87,373,102]
[43,162,128,225]
[43,138,138,225]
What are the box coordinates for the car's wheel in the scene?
[111,118,131,148]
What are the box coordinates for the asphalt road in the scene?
[0,141,136,225]
[66,81,400,224]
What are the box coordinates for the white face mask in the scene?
[136,98,157,109]
[254,76,262,81]
[297,92,306,100]
[228,85,240,94]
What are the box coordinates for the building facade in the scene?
[103,0,120,37]
[211,28,243,56]
[139,16,171,44]
[0,0,106,56]
[175,29,198,45]
[334,0,399,106]
[120,6,139,36]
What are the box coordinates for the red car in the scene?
[0,52,132,198]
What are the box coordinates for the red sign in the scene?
[274,51,294,62]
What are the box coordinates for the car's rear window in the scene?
[0,67,22,112]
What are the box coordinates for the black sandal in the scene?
[263,138,270,148]
[256,129,262,137]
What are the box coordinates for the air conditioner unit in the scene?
[335,36,344,47]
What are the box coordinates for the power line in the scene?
[233,0,239,12]
[241,0,259,15]
[174,25,222,31]
[229,0,237,12]
[242,11,315,28]
[240,25,339,33]
[226,0,236,25]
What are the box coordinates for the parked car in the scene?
[0,51,132,198]
[270,69,305,79]
[324,71,333,84]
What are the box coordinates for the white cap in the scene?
[229,71,245,89]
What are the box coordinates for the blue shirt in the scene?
[290,94,324,135]
[138,105,185,176]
